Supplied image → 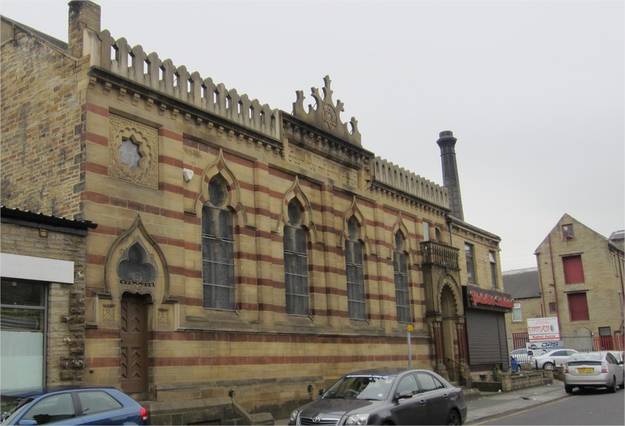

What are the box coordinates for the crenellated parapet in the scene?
[83,29,280,140]
[372,157,449,210]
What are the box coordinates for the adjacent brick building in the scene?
[1,1,511,419]
[0,206,96,394]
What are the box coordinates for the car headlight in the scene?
[289,409,300,423]
[345,413,369,425]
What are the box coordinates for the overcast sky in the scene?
[2,0,623,271]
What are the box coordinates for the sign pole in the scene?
[407,324,414,368]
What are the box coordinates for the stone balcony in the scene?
[421,241,459,271]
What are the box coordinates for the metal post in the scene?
[407,324,414,368]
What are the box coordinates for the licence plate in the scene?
[577,367,594,374]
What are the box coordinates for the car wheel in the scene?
[543,362,554,370]
[447,409,461,426]
[565,385,574,394]
[608,376,617,393]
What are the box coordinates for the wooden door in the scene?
[120,293,148,394]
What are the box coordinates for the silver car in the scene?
[564,351,625,393]
[533,349,578,370]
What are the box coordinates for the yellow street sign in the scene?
[406,324,414,333]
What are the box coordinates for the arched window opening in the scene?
[346,216,366,320]
[394,231,411,323]
[201,175,235,309]
[284,199,309,315]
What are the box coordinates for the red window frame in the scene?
[563,255,584,284]
[567,292,589,321]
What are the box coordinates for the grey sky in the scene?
[2,0,623,271]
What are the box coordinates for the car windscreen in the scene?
[323,375,395,401]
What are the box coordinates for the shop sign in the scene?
[527,317,560,342]
[465,285,513,311]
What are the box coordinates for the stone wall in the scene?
[536,214,624,342]
[0,18,88,218]
[0,222,87,386]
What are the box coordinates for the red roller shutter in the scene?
[568,292,589,321]
[563,255,584,284]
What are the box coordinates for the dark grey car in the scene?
[289,368,467,425]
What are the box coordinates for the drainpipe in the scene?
[535,253,546,317]
[547,234,562,334]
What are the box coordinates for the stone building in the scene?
[0,206,96,393]
[533,214,625,351]
[502,267,544,348]
[1,1,510,419]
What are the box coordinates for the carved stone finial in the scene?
[292,76,361,145]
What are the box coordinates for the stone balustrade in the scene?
[84,29,280,140]
[372,157,449,209]
[421,240,459,270]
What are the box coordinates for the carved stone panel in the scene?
[109,114,158,188]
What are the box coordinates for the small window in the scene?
[512,302,522,322]
[77,391,122,416]
[118,137,141,168]
[489,251,498,288]
[23,393,76,424]
[562,224,574,240]
[464,243,476,283]
[548,302,557,313]
[416,373,444,392]
[422,222,430,242]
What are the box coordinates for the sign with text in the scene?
[526,340,562,354]
[527,317,560,342]
[464,285,514,311]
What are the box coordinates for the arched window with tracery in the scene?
[201,174,235,309]
[394,231,411,323]
[346,216,366,320]
[284,199,309,315]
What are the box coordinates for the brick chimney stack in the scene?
[68,0,101,57]
[437,130,464,220]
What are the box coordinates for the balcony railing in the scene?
[421,241,459,270]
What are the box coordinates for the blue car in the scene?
[1,387,148,425]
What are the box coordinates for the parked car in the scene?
[533,349,578,370]
[564,351,625,393]
[288,368,467,425]
[1,387,148,425]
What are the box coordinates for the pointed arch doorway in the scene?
[441,285,459,381]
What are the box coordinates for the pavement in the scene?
[465,382,569,424]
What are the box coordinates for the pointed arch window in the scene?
[345,216,366,320]
[394,231,411,323]
[201,174,235,309]
[284,199,309,315]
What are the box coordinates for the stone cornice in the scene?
[282,113,374,171]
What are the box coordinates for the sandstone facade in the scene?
[1,1,510,416]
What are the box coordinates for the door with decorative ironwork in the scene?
[120,293,148,394]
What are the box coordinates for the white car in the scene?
[564,351,624,393]
[533,348,578,370]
